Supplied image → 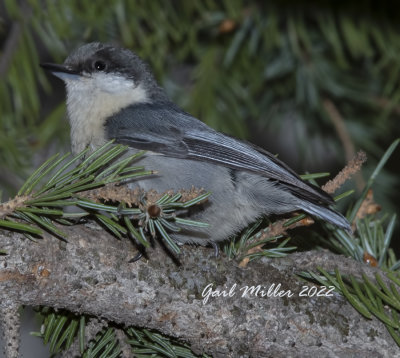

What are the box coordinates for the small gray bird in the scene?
[41,42,351,246]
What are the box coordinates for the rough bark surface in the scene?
[0,224,398,357]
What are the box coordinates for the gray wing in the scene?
[105,103,333,206]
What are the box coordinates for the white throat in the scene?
[65,72,149,154]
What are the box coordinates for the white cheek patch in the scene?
[64,72,149,154]
[93,72,136,94]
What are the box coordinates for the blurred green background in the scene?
[1,0,399,212]
[1,1,400,355]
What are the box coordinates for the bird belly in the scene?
[127,152,266,244]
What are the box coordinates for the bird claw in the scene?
[210,241,219,258]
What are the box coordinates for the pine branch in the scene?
[0,227,399,356]
[0,141,398,355]
[300,267,400,346]
[0,141,210,254]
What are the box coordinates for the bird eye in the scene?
[93,60,106,71]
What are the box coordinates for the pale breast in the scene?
[65,72,149,154]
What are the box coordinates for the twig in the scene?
[0,196,30,219]
[238,216,314,268]
[80,185,205,207]
[323,98,365,191]
[322,151,367,194]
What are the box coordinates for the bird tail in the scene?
[299,202,352,234]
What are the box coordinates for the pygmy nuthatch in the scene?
[41,42,351,245]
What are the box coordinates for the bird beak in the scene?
[40,63,81,81]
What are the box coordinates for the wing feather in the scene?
[106,103,333,205]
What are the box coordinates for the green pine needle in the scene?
[301,267,400,346]
[300,172,330,180]
[79,316,86,354]
[154,220,181,254]
[0,218,42,235]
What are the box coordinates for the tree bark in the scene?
[0,224,397,357]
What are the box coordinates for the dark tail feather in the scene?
[299,202,352,233]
